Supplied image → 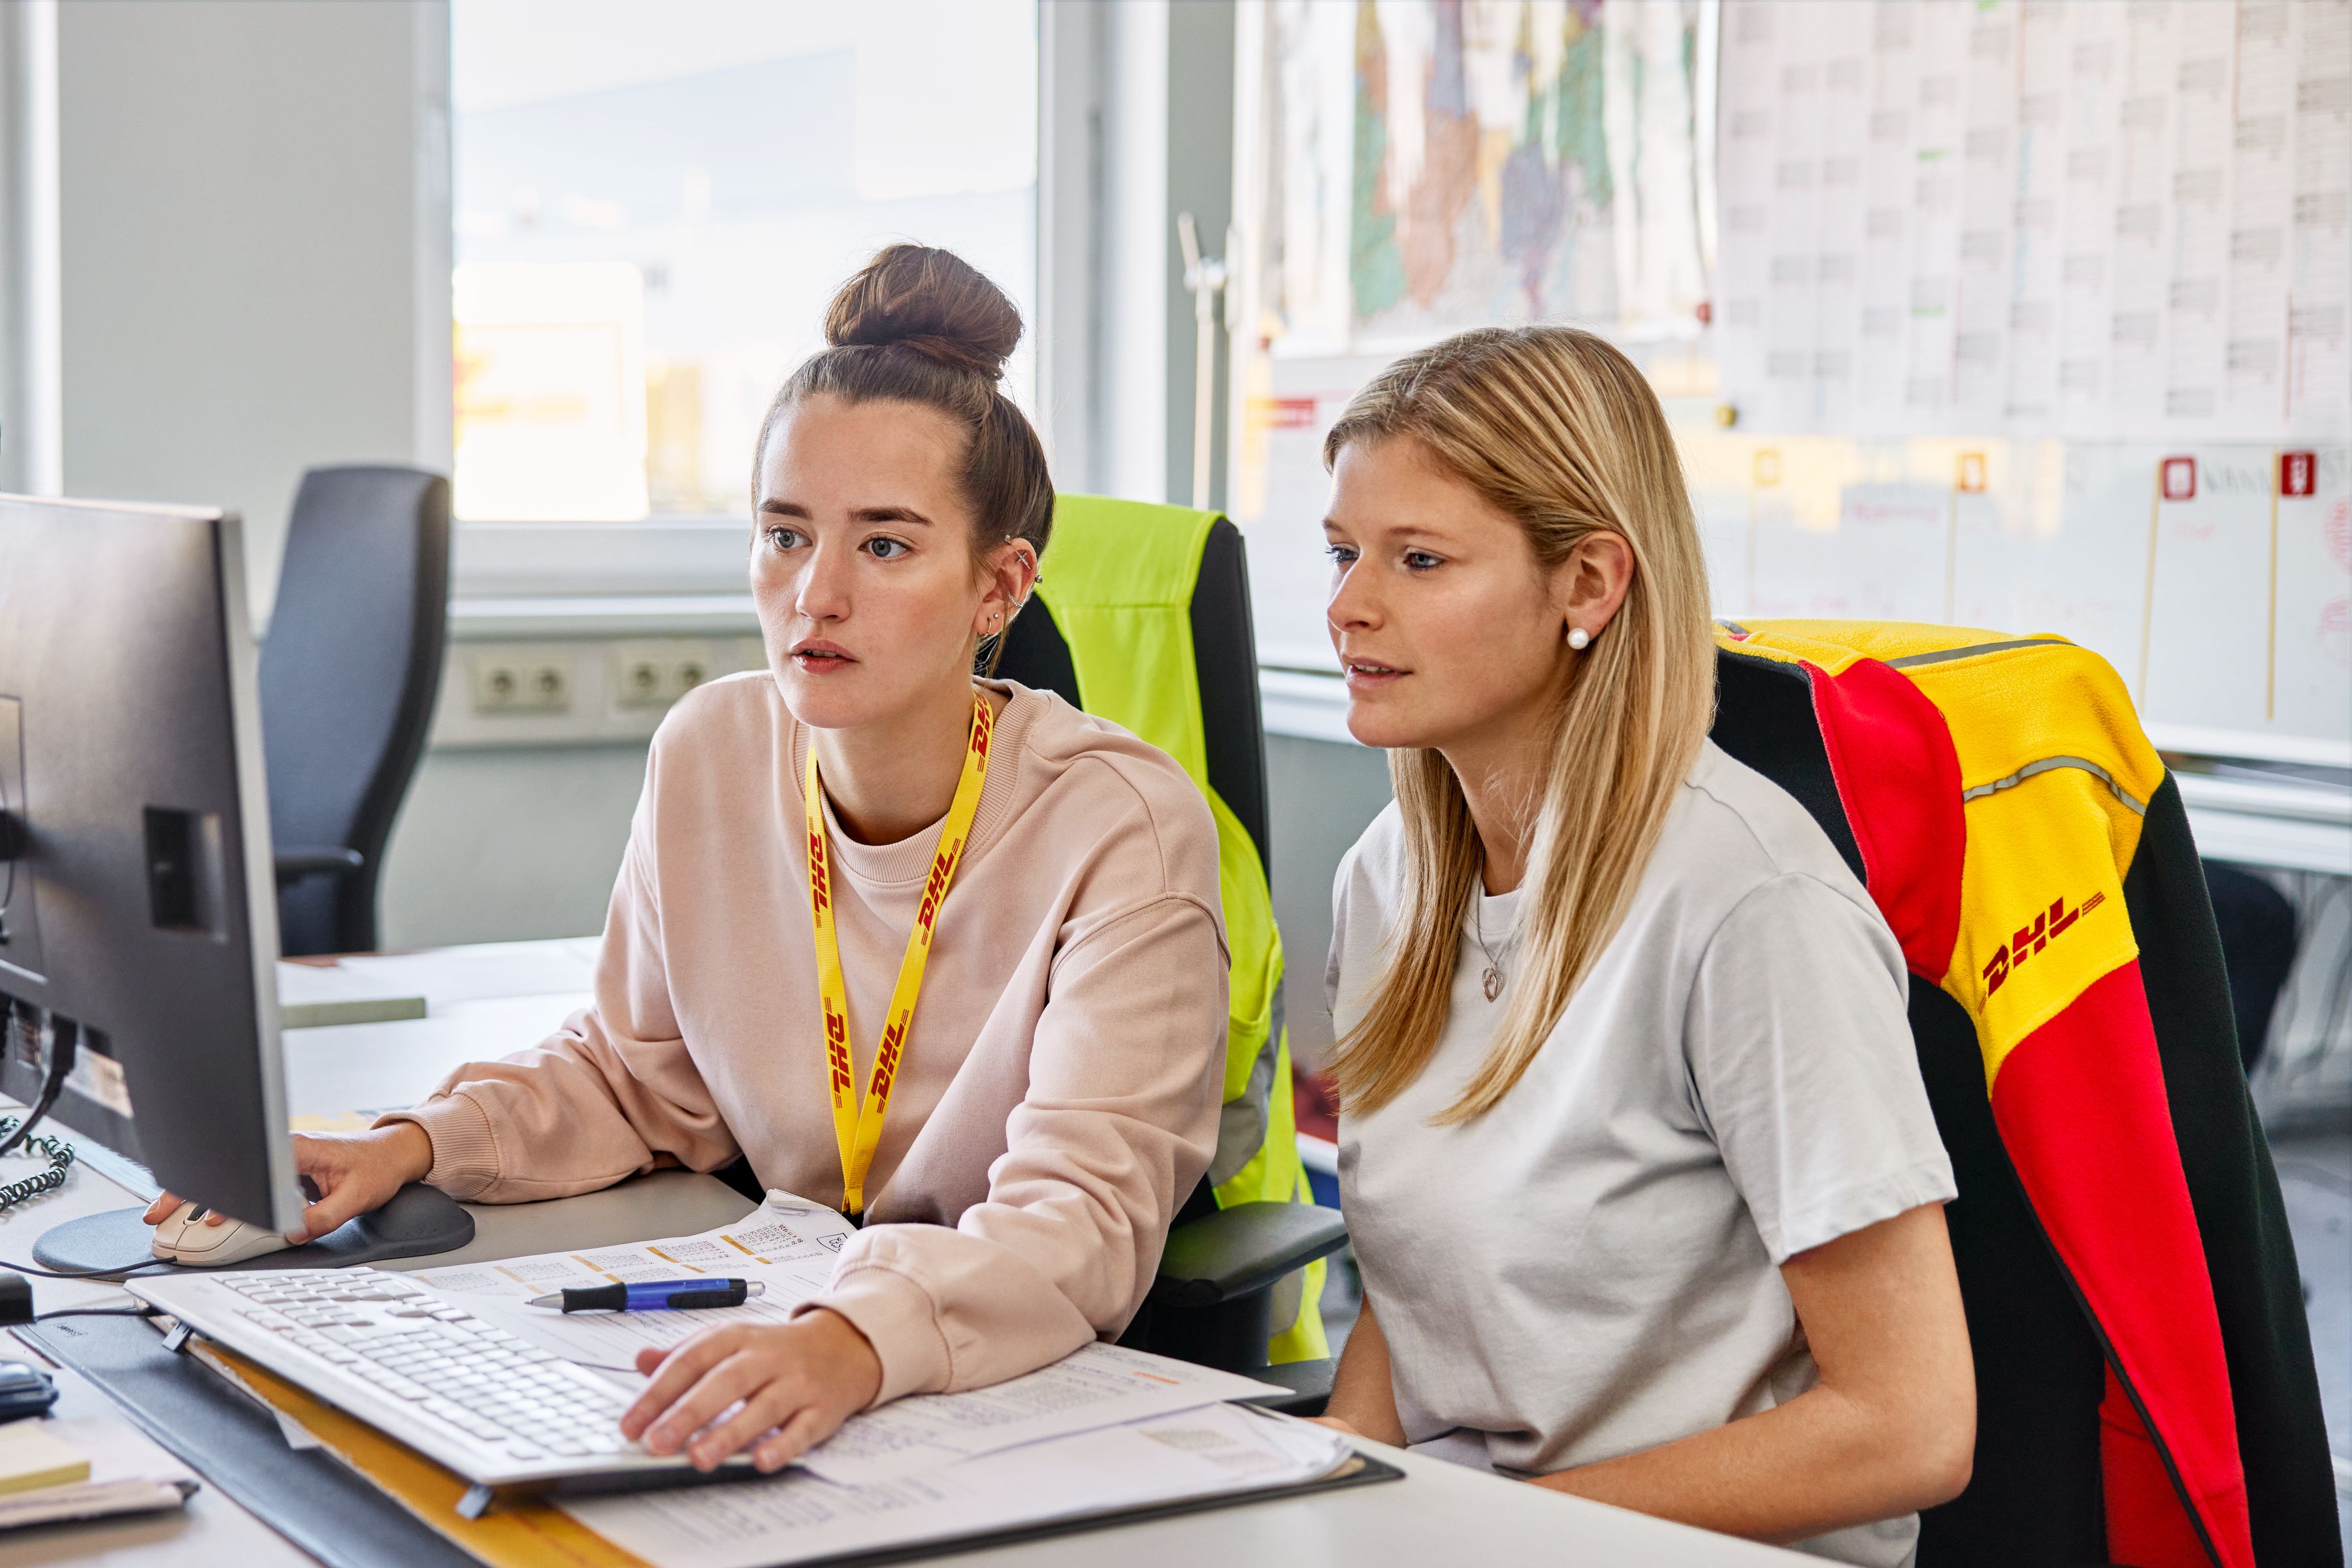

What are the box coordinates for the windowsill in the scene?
[449,593,759,640]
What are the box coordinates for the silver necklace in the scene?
[1471,895,1512,1002]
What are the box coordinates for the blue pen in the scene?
[525,1278,767,1313]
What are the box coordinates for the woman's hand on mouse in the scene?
[141,1122,434,1243]
[621,1309,884,1473]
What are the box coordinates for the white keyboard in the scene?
[131,1267,745,1490]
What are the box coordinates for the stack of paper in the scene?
[276,960,429,1030]
[0,1420,197,1531]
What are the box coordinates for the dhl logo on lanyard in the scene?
[803,692,992,1218]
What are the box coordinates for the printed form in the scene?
[561,1401,1354,1568]
[399,1191,1283,1483]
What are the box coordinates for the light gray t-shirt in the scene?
[1329,740,1956,1568]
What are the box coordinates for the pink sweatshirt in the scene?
[380,675,1231,1403]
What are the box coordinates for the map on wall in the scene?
[1243,0,1711,359]
[1232,0,1715,667]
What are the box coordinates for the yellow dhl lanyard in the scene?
[802,691,992,1217]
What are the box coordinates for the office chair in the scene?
[1709,622,2336,1568]
[995,495,1346,1409]
[259,466,450,957]
[2200,860,2298,1075]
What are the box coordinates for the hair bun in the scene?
[823,244,1022,382]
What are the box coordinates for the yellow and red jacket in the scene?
[1712,621,2336,1568]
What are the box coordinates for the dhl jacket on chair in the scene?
[1710,620,2335,1568]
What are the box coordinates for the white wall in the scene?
[53,0,451,622]
[383,743,647,949]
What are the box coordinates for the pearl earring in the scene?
[1567,627,1591,651]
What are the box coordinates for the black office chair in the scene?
[2200,859,2298,1075]
[259,466,450,957]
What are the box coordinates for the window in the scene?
[450,0,1039,521]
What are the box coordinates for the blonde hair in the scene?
[1324,326,1714,1123]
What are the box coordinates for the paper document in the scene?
[794,1342,1285,1485]
[400,1190,1284,1479]
[333,938,600,1010]
[406,1192,854,1367]
[561,1401,1353,1568]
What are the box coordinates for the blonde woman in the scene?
[1314,327,1974,1563]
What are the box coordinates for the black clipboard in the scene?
[23,1315,1403,1567]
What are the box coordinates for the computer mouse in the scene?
[149,1200,292,1267]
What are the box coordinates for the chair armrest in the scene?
[1151,1200,1348,1309]
[274,847,365,887]
[1239,1358,1333,1418]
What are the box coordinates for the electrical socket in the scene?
[612,641,717,710]
[473,654,570,714]
[614,653,666,709]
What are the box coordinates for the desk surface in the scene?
[0,943,1796,1565]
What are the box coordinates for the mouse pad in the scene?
[31,1184,474,1277]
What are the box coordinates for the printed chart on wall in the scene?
[1230,0,2349,763]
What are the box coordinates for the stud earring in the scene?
[1567,627,1591,651]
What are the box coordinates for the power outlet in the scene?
[612,641,717,710]
[614,653,666,709]
[473,654,571,714]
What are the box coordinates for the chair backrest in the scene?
[996,508,1271,869]
[259,466,449,956]
[994,494,1325,1365]
[1710,622,2335,1568]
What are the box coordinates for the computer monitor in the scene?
[0,493,304,1234]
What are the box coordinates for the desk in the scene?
[0,942,1800,1565]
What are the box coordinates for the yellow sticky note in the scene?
[0,1422,91,1495]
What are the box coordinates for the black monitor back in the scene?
[0,496,301,1231]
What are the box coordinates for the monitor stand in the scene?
[29,1183,475,1276]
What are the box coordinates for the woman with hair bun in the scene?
[155,246,1233,1471]
[1311,326,1974,1561]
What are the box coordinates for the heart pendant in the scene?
[1482,966,1503,1002]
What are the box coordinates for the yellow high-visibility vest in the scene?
[1035,494,1327,1364]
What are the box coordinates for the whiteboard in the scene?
[1228,0,2351,764]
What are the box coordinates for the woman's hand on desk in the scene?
[140,1124,433,1243]
[621,1309,884,1473]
